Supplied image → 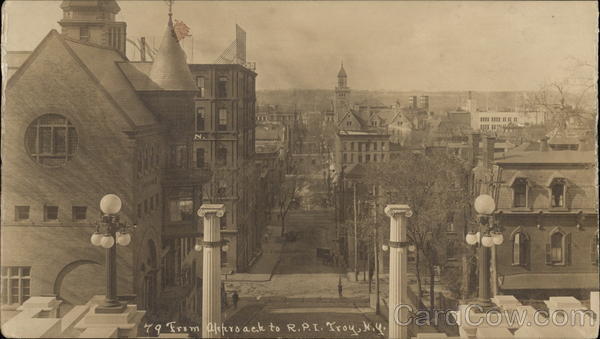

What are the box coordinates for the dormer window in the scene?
[549,178,566,208]
[512,178,528,208]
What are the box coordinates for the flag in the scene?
[173,19,191,41]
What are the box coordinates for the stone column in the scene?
[198,204,225,338]
[385,204,412,339]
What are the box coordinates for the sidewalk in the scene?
[221,225,284,282]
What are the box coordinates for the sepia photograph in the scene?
[1,0,598,338]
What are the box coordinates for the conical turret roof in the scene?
[149,15,197,91]
[338,62,347,78]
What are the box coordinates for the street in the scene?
[223,208,386,337]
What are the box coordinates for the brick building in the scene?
[1,0,260,321]
[473,137,598,299]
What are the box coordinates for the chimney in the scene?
[470,132,481,168]
[483,136,495,169]
[539,137,549,152]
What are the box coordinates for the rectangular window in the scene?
[79,27,90,41]
[15,206,30,221]
[216,146,227,167]
[45,206,58,221]
[513,179,528,208]
[196,148,205,168]
[1,267,31,305]
[217,77,228,98]
[373,154,378,162]
[365,154,371,162]
[72,206,87,220]
[170,145,187,168]
[343,153,348,163]
[196,76,205,97]
[218,109,227,131]
[196,107,205,131]
[169,197,193,222]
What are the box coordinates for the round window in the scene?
[25,114,78,167]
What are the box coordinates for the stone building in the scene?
[473,137,598,299]
[1,0,259,322]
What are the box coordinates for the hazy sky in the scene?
[2,1,598,91]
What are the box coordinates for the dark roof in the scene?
[63,37,157,126]
[495,150,595,164]
[148,16,197,91]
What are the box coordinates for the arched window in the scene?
[512,231,529,266]
[546,228,570,265]
[550,232,563,262]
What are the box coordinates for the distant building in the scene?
[472,110,545,131]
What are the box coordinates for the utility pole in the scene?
[373,185,380,315]
[354,183,358,281]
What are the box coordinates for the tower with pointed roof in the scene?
[58,0,127,55]
[334,62,351,124]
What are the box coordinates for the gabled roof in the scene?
[148,15,197,91]
[8,30,157,128]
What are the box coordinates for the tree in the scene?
[363,150,470,315]
[277,174,307,236]
[530,58,597,134]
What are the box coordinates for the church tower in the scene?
[58,0,127,55]
[334,62,351,124]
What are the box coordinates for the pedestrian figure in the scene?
[338,277,343,298]
[232,290,239,309]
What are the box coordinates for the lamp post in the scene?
[384,204,412,339]
[465,194,503,308]
[90,194,135,313]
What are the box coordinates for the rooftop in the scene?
[496,150,596,164]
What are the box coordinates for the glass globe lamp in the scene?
[492,232,504,246]
[100,235,115,248]
[222,244,229,252]
[381,244,389,252]
[117,232,131,246]
[408,244,416,252]
[465,232,478,245]
[100,194,122,215]
[474,194,496,215]
[194,243,203,252]
[90,232,103,246]
[481,234,494,248]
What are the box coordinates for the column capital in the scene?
[198,204,225,217]
[384,204,412,218]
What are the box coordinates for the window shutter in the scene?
[564,233,572,265]
[545,243,552,265]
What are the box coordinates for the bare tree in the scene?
[363,151,469,315]
[277,174,307,236]
[530,58,597,133]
